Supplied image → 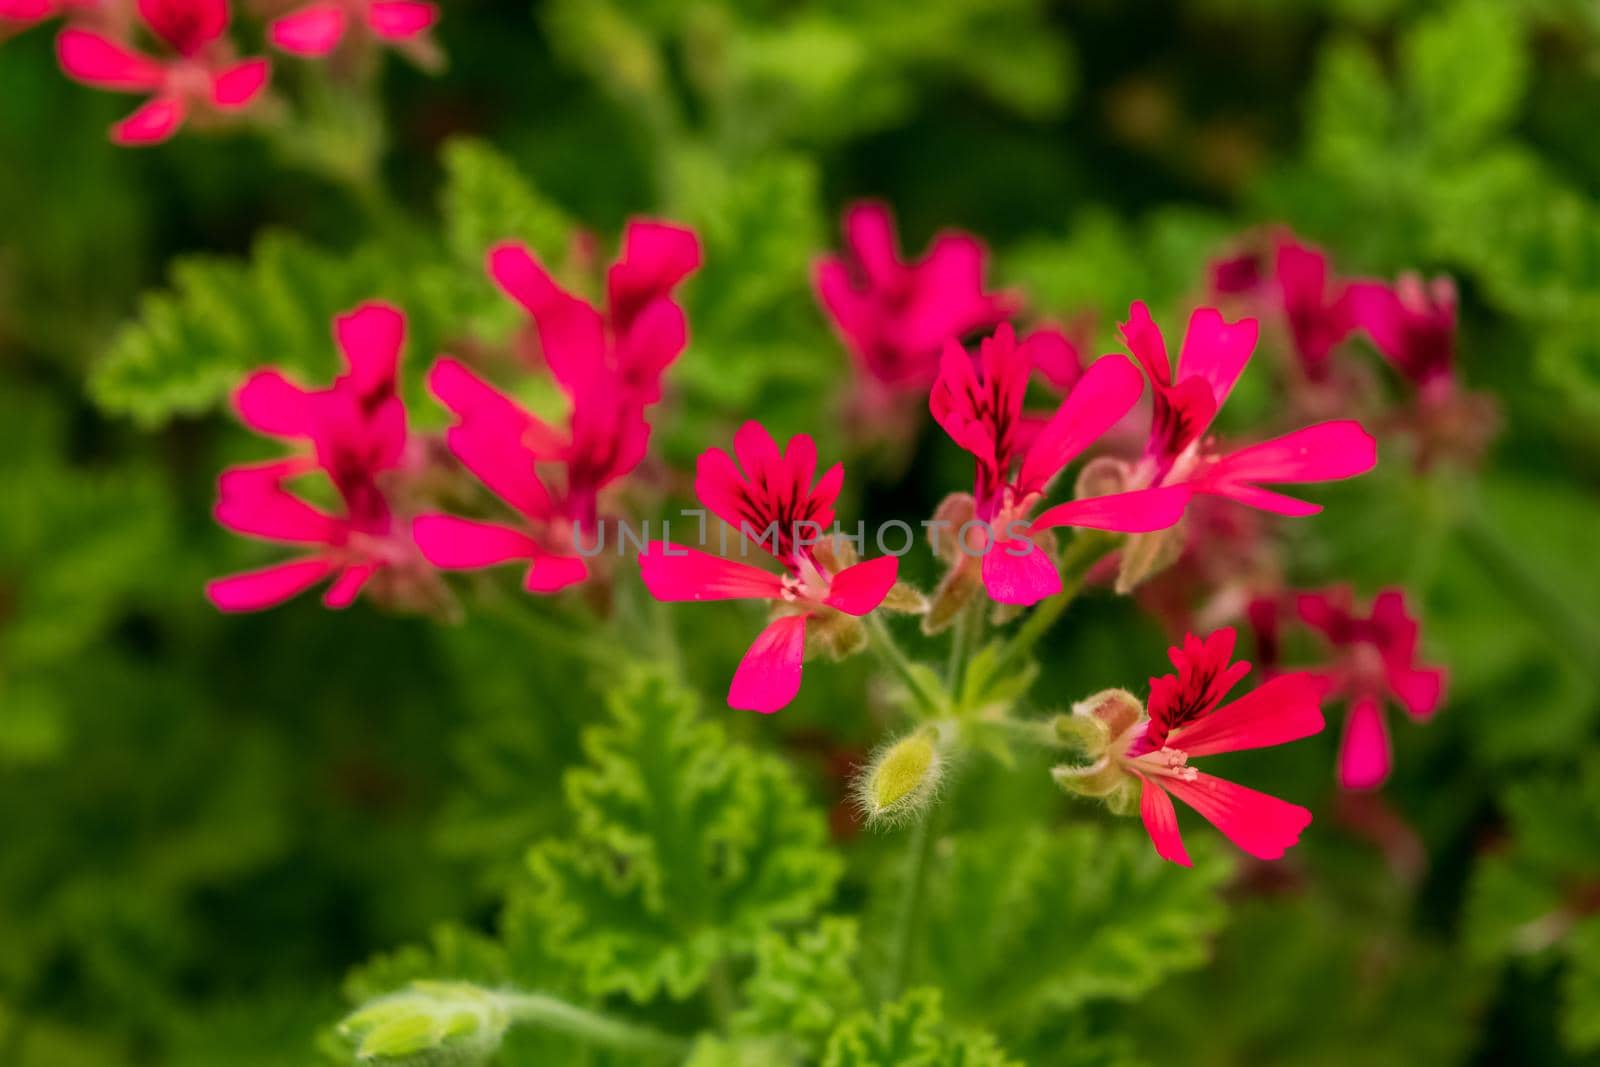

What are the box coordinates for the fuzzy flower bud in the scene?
[855,727,945,827]
[340,981,509,1065]
[1051,689,1144,800]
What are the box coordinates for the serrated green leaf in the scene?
[822,988,1021,1067]
[521,669,842,1001]
[1403,0,1526,155]
[439,139,573,273]
[898,825,1229,1028]
[734,918,866,1055]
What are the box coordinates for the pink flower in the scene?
[638,422,899,713]
[269,0,437,58]
[1275,234,1354,382]
[55,0,268,145]
[1119,301,1378,516]
[815,201,1020,401]
[208,302,418,612]
[410,358,590,594]
[930,324,1190,606]
[1063,628,1325,867]
[1344,273,1458,391]
[2,0,96,30]
[1128,629,1325,866]
[1296,586,1447,791]
[412,220,701,590]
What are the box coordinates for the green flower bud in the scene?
[340,981,509,1065]
[855,728,944,827]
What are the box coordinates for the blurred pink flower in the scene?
[208,302,418,611]
[1119,301,1378,516]
[930,324,1189,606]
[1345,272,1458,391]
[1275,234,1354,383]
[1296,586,1447,791]
[413,220,701,589]
[1126,628,1326,866]
[815,201,1020,406]
[269,0,436,57]
[56,0,267,145]
[639,422,898,713]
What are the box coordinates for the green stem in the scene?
[883,807,938,1003]
[991,533,1116,680]
[475,578,611,666]
[496,992,690,1057]
[946,599,975,691]
[705,957,737,1032]
[867,614,946,717]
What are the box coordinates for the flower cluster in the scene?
[205,205,1457,867]
[18,0,439,145]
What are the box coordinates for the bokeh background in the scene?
[4,0,1600,1063]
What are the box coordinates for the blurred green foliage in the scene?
[4,0,1600,1064]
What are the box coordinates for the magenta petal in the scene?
[1337,695,1392,791]
[1175,306,1257,417]
[215,465,341,544]
[211,58,269,108]
[235,369,311,437]
[1390,665,1446,721]
[413,515,538,569]
[1139,779,1191,867]
[112,95,185,145]
[1163,772,1312,861]
[367,0,437,39]
[269,3,345,54]
[444,424,553,521]
[608,219,702,328]
[1016,354,1145,495]
[139,0,226,54]
[843,201,901,289]
[334,301,404,397]
[1206,420,1378,487]
[980,538,1062,606]
[824,555,898,616]
[57,28,166,89]
[638,543,785,602]
[728,614,808,714]
[1172,672,1327,758]
[207,557,336,612]
[1031,485,1190,533]
[428,358,564,454]
[486,241,605,393]
[524,554,588,594]
[322,562,376,608]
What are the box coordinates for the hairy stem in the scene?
[868,614,946,717]
[991,532,1117,680]
[496,992,690,1057]
[883,806,939,1003]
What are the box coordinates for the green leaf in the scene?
[520,669,842,1001]
[896,825,1229,1028]
[822,989,1021,1067]
[439,139,572,275]
[1403,0,1526,155]
[90,231,469,427]
[734,918,866,1054]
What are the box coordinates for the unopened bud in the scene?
[923,558,980,635]
[1075,455,1130,500]
[1114,522,1187,594]
[855,728,944,827]
[881,582,929,614]
[1071,687,1143,741]
[810,612,867,661]
[340,981,508,1065]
